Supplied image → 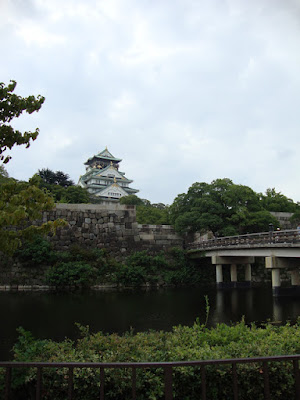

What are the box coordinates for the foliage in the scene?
[261,188,298,213]
[0,179,65,254]
[119,194,144,206]
[120,195,170,224]
[5,320,300,399]
[0,81,66,254]
[15,235,56,266]
[0,80,45,164]
[37,168,75,187]
[0,164,9,181]
[32,174,89,203]
[45,261,96,288]
[112,249,213,287]
[289,205,300,226]
[169,178,281,235]
[136,205,170,225]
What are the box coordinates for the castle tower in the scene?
[78,148,139,200]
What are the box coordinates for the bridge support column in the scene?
[230,264,237,288]
[245,264,251,282]
[271,269,281,296]
[291,270,300,286]
[216,265,223,288]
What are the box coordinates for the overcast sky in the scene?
[1,0,300,204]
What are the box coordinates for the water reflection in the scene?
[0,285,299,360]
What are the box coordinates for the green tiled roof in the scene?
[84,147,122,165]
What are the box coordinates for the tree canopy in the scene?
[32,172,89,204]
[169,178,280,236]
[120,195,170,224]
[260,188,298,213]
[0,80,45,164]
[37,168,75,187]
[0,81,65,254]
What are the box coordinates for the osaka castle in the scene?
[78,147,139,200]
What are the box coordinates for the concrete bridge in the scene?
[188,229,300,296]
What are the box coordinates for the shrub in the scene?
[45,261,96,288]
[15,235,56,266]
[4,320,300,399]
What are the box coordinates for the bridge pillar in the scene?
[290,269,300,286]
[230,264,237,287]
[271,269,281,296]
[245,263,252,282]
[216,265,223,288]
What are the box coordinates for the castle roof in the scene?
[84,147,122,165]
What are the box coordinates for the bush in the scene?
[15,235,56,266]
[4,320,300,399]
[45,261,96,288]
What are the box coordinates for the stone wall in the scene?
[0,204,184,287]
[270,212,294,229]
[44,203,183,257]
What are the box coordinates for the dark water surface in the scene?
[0,284,299,360]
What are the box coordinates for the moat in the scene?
[1,284,299,360]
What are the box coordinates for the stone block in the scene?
[124,231,134,236]
[85,218,91,224]
[140,234,155,241]
[155,240,169,245]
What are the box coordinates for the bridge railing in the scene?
[189,229,300,250]
[1,355,300,400]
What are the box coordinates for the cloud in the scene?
[1,0,300,204]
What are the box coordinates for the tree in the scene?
[0,180,64,254]
[120,195,170,224]
[169,179,278,235]
[0,164,9,182]
[290,204,300,226]
[261,188,298,213]
[0,80,45,163]
[32,172,89,203]
[37,168,74,187]
[136,205,170,225]
[119,195,144,206]
[0,81,64,254]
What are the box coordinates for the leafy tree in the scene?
[261,188,298,213]
[37,168,56,185]
[120,195,170,224]
[0,80,45,164]
[169,179,278,235]
[0,81,65,254]
[290,205,300,226]
[33,171,88,203]
[136,205,170,224]
[38,168,74,187]
[0,164,9,182]
[119,194,144,206]
[0,179,64,254]
[62,186,90,203]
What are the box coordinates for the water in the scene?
[0,284,299,360]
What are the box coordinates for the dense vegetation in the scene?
[2,319,300,399]
[0,81,65,254]
[169,178,299,236]
[32,169,90,203]
[120,181,299,234]
[120,195,170,224]
[15,236,213,288]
